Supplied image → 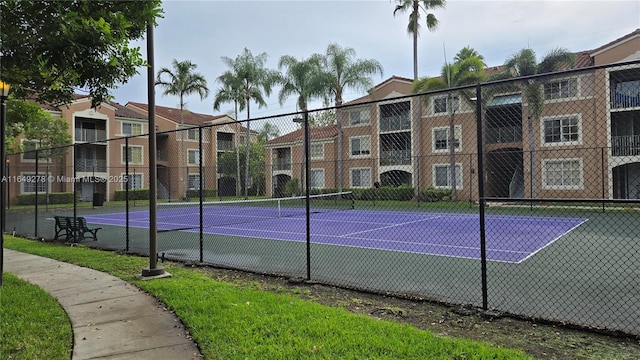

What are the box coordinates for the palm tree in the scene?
[413,46,486,201]
[213,72,246,196]
[277,54,327,111]
[220,48,279,199]
[497,48,575,198]
[156,59,209,200]
[321,43,384,191]
[393,0,446,80]
[257,122,280,143]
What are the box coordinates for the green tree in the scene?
[413,46,486,201]
[156,59,210,199]
[257,122,280,143]
[219,48,279,199]
[393,0,446,80]
[496,48,575,198]
[217,142,266,196]
[213,72,246,196]
[6,99,72,158]
[0,0,162,106]
[321,43,384,191]
[308,99,337,128]
[277,54,327,112]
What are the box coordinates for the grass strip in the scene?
[0,273,72,360]
[4,236,531,359]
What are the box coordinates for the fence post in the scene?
[73,143,77,243]
[35,149,39,237]
[601,147,605,213]
[475,84,488,310]
[125,136,130,252]
[199,126,204,263]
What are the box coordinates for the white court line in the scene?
[340,215,443,237]
[516,219,588,264]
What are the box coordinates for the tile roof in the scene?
[265,124,338,146]
[110,101,148,120]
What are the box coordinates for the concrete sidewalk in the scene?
[3,249,202,359]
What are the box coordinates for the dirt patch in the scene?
[192,264,640,360]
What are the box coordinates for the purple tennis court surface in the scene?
[83,208,586,263]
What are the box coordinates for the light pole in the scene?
[0,80,11,287]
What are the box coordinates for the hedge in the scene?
[16,192,74,205]
[422,188,452,202]
[186,189,217,199]
[113,189,150,201]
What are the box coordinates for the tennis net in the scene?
[155,191,354,232]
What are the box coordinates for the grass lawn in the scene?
[3,236,531,360]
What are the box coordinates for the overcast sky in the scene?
[110,0,640,120]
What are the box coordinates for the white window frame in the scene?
[433,96,459,114]
[542,158,583,190]
[310,169,325,189]
[544,77,578,100]
[310,143,324,160]
[20,139,41,162]
[122,122,143,136]
[350,167,371,188]
[187,149,201,165]
[432,163,463,189]
[187,127,200,141]
[20,173,49,194]
[121,145,144,165]
[121,173,143,190]
[432,126,462,153]
[187,173,201,190]
[541,114,582,147]
[348,108,370,126]
[349,136,371,158]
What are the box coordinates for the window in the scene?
[350,136,371,157]
[433,164,462,188]
[21,174,48,193]
[122,145,143,164]
[543,115,580,145]
[188,174,201,190]
[544,78,577,100]
[123,173,143,190]
[349,108,370,125]
[350,168,371,188]
[122,122,142,136]
[310,143,324,159]
[310,169,325,189]
[187,127,199,141]
[432,126,461,152]
[21,140,40,161]
[188,149,201,165]
[433,96,459,114]
[543,159,583,190]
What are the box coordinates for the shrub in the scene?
[186,189,217,199]
[422,188,451,202]
[16,192,74,205]
[113,189,150,201]
[284,178,300,197]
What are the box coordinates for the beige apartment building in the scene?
[265,29,640,201]
[8,98,254,204]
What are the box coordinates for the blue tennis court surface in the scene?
[83,208,587,264]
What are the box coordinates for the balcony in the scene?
[612,135,640,156]
[380,115,411,132]
[486,126,522,144]
[157,149,168,161]
[274,159,292,171]
[75,128,107,142]
[611,92,640,109]
[75,159,107,172]
[380,150,411,166]
[217,140,234,151]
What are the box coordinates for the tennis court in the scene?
[81,194,587,264]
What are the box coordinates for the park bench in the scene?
[54,216,101,242]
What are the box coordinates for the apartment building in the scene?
[8,98,252,204]
[265,29,640,200]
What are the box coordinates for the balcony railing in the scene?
[486,126,522,144]
[75,159,107,172]
[217,140,234,151]
[274,159,291,171]
[380,115,411,132]
[611,92,640,109]
[380,150,412,166]
[612,135,640,156]
[75,128,107,142]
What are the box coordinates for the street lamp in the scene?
[0,80,11,286]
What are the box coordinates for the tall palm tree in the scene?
[393,0,446,80]
[213,72,246,196]
[277,54,327,111]
[156,59,209,200]
[322,43,384,191]
[413,46,486,201]
[498,48,575,198]
[220,48,279,199]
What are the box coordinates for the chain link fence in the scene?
[6,60,640,335]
